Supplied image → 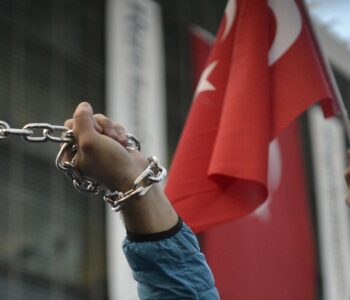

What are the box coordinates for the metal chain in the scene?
[103,156,167,211]
[55,130,142,197]
[55,131,104,195]
[0,119,163,211]
[0,121,72,143]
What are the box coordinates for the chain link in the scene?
[0,121,73,143]
[103,156,167,211]
[55,135,104,195]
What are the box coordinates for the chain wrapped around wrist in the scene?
[55,130,166,211]
[103,156,167,211]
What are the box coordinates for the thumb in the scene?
[73,102,96,143]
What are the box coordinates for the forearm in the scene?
[66,102,219,299]
[121,184,178,234]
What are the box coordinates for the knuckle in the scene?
[114,123,125,131]
[94,114,112,126]
[102,118,113,127]
[94,113,105,119]
[64,119,73,128]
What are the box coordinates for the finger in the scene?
[94,114,114,137]
[64,119,73,129]
[63,117,102,145]
[92,118,103,133]
[80,118,103,133]
[73,102,96,145]
[93,114,128,145]
[347,194,350,207]
[112,123,128,145]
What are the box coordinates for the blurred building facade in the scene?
[0,0,107,299]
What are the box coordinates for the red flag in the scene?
[165,0,337,233]
[189,25,317,299]
[203,121,317,299]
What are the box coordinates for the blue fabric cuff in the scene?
[123,222,220,299]
[126,217,183,242]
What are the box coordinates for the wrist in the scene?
[104,155,169,214]
[107,154,148,192]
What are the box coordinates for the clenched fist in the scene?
[63,102,147,191]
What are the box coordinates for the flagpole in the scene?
[301,0,350,143]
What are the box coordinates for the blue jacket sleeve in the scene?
[122,219,220,300]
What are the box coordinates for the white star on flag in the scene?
[194,60,218,98]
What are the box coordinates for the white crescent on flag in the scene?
[222,0,237,41]
[196,0,303,98]
[268,0,302,66]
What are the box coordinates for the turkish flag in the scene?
[203,122,317,299]
[165,0,337,233]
